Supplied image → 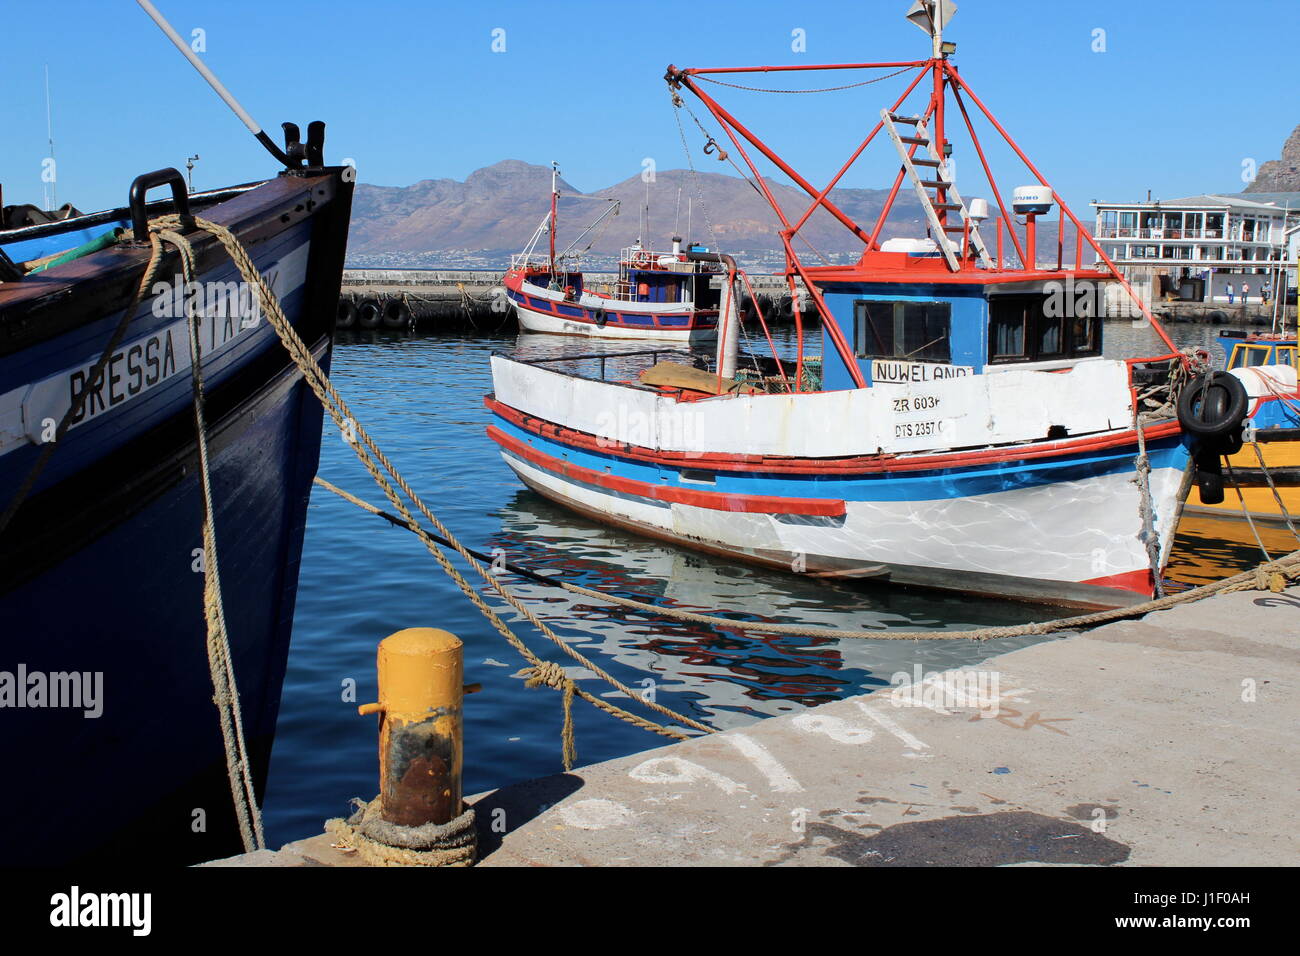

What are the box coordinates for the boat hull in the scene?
[505,272,718,342]
[485,354,1194,610]
[0,170,352,865]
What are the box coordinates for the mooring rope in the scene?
[158,224,265,852]
[146,215,715,764]
[311,477,1300,642]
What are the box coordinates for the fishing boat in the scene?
[1184,332,1299,524]
[503,163,722,341]
[0,8,352,865]
[486,1,1246,610]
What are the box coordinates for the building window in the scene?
[854,300,952,362]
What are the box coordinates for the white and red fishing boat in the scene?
[503,163,722,341]
[486,2,1247,609]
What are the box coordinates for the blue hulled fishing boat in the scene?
[0,6,353,865]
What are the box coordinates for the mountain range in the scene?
[348,160,934,267]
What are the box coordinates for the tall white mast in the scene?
[44,65,57,211]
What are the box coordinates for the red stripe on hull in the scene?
[1080,568,1153,596]
[484,395,1181,476]
[487,424,847,517]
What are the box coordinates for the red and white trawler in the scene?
[486,2,1247,609]
[503,163,722,341]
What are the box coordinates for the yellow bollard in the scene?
[357,628,464,827]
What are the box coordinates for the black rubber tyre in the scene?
[382,297,412,329]
[357,299,382,329]
[336,297,357,330]
[1207,309,1229,324]
[1177,371,1249,441]
[593,307,607,328]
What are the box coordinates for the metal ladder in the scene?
[880,109,993,271]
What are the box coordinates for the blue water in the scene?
[260,321,1254,846]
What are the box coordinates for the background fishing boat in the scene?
[504,163,722,341]
[1185,332,1299,525]
[0,4,353,865]
[486,1,1245,611]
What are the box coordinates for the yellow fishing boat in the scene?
[1185,333,1299,525]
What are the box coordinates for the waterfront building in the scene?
[1091,193,1300,306]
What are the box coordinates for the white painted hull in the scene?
[498,448,1189,608]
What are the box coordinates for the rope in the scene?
[1132,412,1166,599]
[523,661,577,770]
[162,222,265,854]
[310,477,1300,643]
[147,216,714,756]
[1224,457,1273,562]
[1247,440,1300,542]
[325,797,476,867]
[695,67,913,95]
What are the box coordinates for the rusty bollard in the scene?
[357,628,464,826]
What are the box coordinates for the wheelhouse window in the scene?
[854,300,951,362]
[988,293,1101,364]
[1229,345,1273,369]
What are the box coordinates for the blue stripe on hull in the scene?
[490,413,1191,503]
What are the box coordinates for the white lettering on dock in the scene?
[723,733,804,793]
[854,700,932,755]
[791,710,877,744]
[629,756,746,794]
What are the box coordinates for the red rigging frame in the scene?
[664,56,1184,389]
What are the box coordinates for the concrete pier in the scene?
[207,581,1299,867]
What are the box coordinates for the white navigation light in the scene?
[906,0,957,37]
[1012,186,1054,216]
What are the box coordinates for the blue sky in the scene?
[2,0,1296,220]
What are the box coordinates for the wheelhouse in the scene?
[1220,334,1297,371]
[811,257,1111,390]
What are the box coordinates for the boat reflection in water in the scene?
[1166,512,1300,591]
[485,491,1059,730]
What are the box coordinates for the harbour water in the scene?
[261,319,1280,846]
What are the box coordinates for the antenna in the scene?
[44,64,56,211]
